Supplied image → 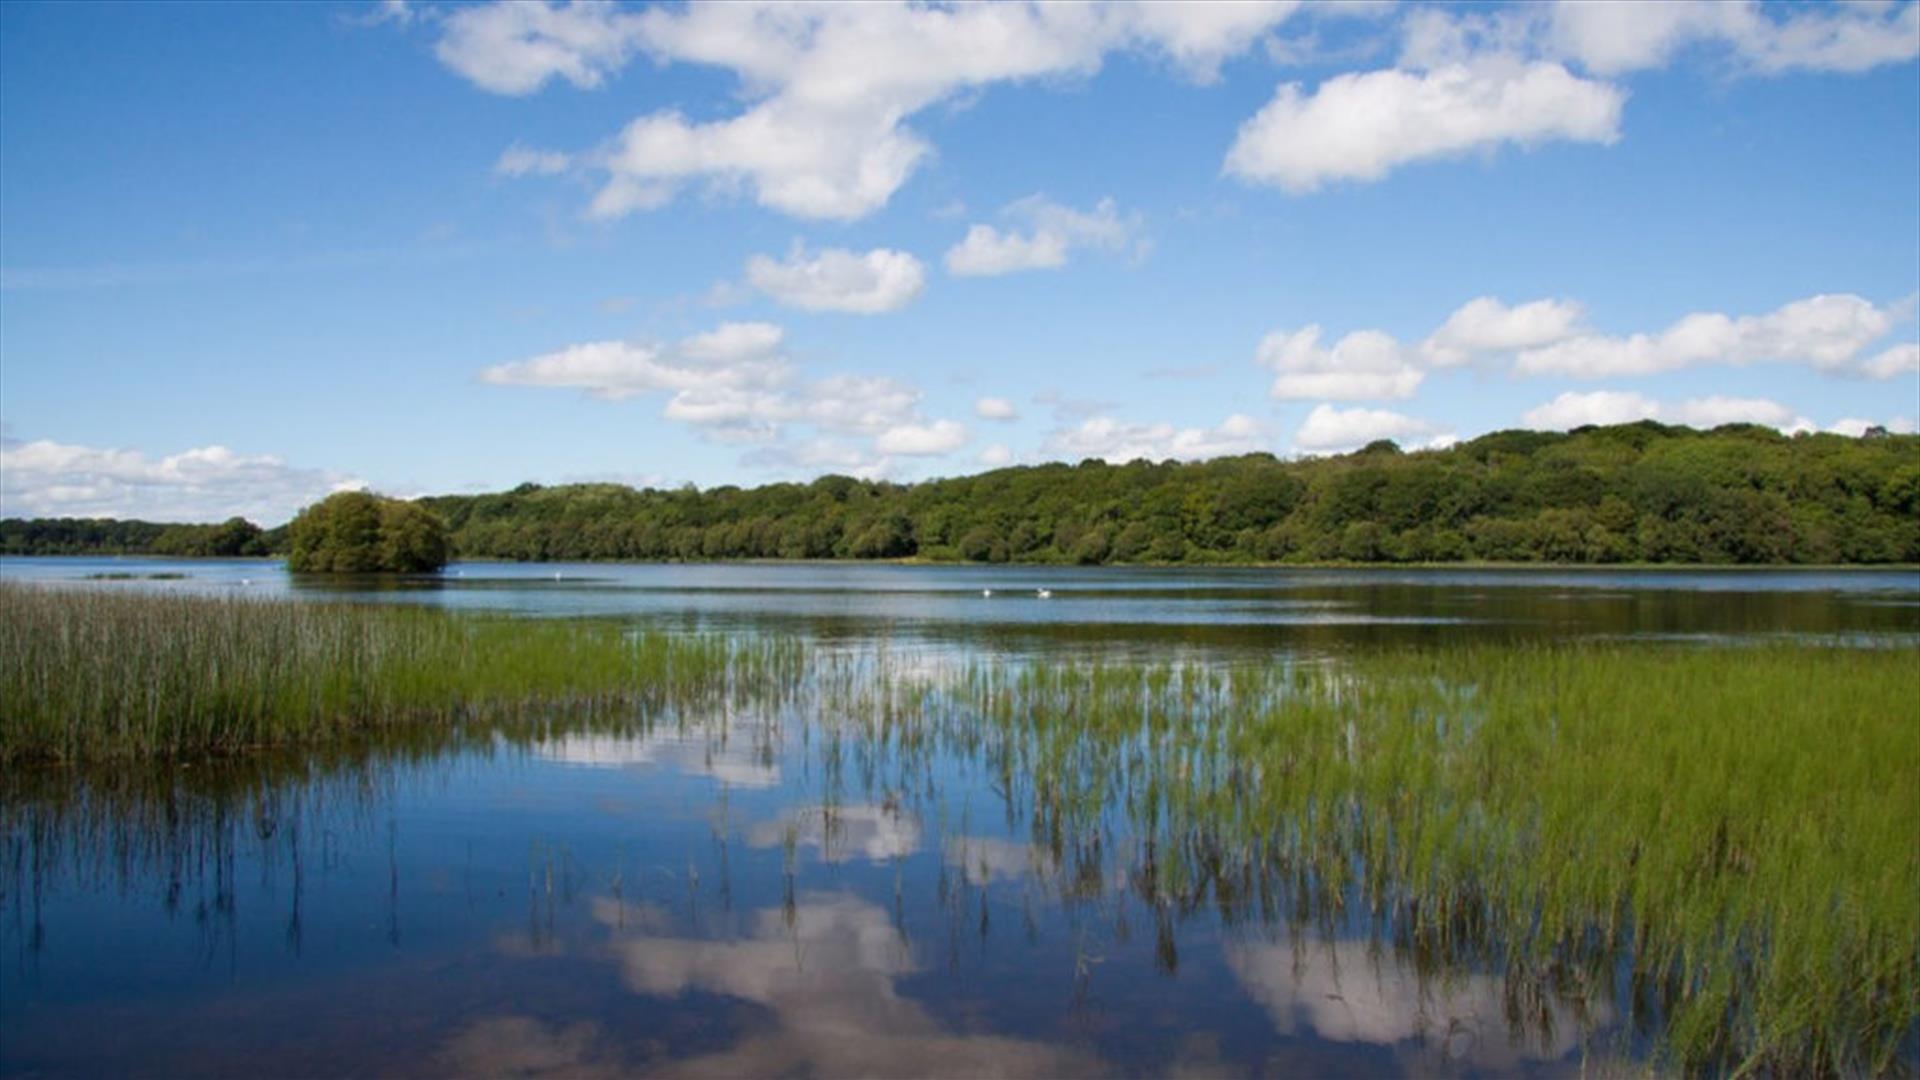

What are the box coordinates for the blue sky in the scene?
[2,0,1916,523]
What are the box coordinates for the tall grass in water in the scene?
[832,643,1918,1075]
[0,584,804,761]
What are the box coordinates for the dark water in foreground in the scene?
[3,559,1917,1076]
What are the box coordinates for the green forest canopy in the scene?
[286,491,450,573]
[4,422,1917,566]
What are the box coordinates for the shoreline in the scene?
[5,552,1917,574]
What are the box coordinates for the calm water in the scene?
[3,557,1917,1077]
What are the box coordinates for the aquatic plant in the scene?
[0,584,804,761]
[829,643,1919,1075]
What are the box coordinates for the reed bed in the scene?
[0,584,804,761]
[828,643,1917,1075]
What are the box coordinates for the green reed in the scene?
[819,643,1918,1075]
[0,584,805,761]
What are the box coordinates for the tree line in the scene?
[5,422,1917,566]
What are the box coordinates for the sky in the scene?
[1,0,1917,524]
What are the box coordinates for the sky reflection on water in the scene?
[2,559,1914,1075]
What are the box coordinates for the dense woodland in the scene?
[0,515,280,558]
[5,422,1918,566]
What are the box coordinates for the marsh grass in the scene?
[0,584,803,761]
[829,643,1916,1074]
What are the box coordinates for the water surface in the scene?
[3,558,1916,1076]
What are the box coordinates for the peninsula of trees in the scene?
[4,422,1916,567]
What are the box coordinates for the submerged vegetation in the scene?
[0,585,802,762]
[6,422,1918,566]
[2,584,1914,1072]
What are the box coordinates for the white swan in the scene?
[1036,588,1052,599]
[982,588,993,597]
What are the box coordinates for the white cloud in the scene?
[1522,391,1806,431]
[1420,296,1586,366]
[1827,416,1919,437]
[342,0,417,30]
[1521,390,1661,430]
[480,322,970,470]
[1671,395,1797,428]
[461,2,1303,221]
[1292,403,1449,453]
[1122,0,1308,82]
[875,419,969,456]
[1515,293,1907,378]
[1042,413,1269,463]
[1861,343,1920,379]
[745,243,926,314]
[974,397,1019,421]
[1258,325,1423,400]
[1405,2,1920,77]
[1550,0,1920,76]
[493,143,571,176]
[434,0,647,95]
[1223,59,1624,193]
[0,438,360,525]
[978,443,1015,467]
[478,322,790,406]
[944,196,1143,276]
[944,226,1067,276]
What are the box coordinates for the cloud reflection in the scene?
[1225,936,1609,1069]
[596,892,1098,1078]
[539,730,780,789]
[745,803,921,862]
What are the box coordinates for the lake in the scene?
[3,557,1917,1076]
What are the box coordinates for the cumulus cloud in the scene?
[978,443,1015,467]
[479,322,971,472]
[1521,389,1661,430]
[1861,343,1920,379]
[974,397,1019,421]
[1514,293,1909,378]
[1521,391,1899,435]
[479,321,791,408]
[1258,325,1423,400]
[434,0,647,95]
[1827,416,1919,437]
[0,438,360,525]
[944,196,1145,276]
[1543,0,1920,76]
[1670,394,1798,429]
[1226,1,1915,196]
[1405,2,1920,77]
[1042,413,1268,463]
[745,243,926,314]
[1292,403,1451,453]
[1224,58,1624,193]
[459,2,1305,220]
[1420,296,1586,367]
[875,419,969,456]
